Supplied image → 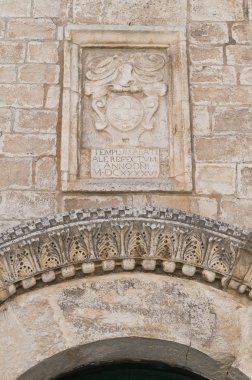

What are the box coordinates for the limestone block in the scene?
[103,0,187,25]
[27,42,59,64]
[191,85,252,105]
[150,195,218,219]
[190,65,236,85]
[0,134,56,156]
[18,64,60,84]
[0,191,57,219]
[194,136,242,162]
[240,68,252,85]
[221,199,252,228]
[7,19,56,40]
[35,157,57,191]
[0,65,16,83]
[33,0,70,18]
[0,20,5,39]
[45,85,60,109]
[190,45,223,65]
[192,106,211,136]
[0,42,25,63]
[0,0,31,17]
[73,0,187,25]
[0,84,44,108]
[0,108,12,132]
[190,0,244,21]
[226,45,252,65]
[189,22,229,44]
[237,164,252,198]
[63,195,126,210]
[73,0,103,23]
[0,158,32,190]
[195,164,236,195]
[231,23,252,44]
[14,110,58,134]
[212,107,252,133]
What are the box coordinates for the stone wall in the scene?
[0,0,252,230]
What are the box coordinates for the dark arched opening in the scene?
[55,361,207,380]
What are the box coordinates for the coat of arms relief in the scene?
[82,49,169,148]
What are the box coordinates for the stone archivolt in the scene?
[0,207,252,303]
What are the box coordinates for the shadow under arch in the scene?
[17,337,249,380]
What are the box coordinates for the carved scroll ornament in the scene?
[0,207,252,303]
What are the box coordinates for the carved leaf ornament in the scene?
[0,207,252,303]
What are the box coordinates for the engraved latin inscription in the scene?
[91,148,159,178]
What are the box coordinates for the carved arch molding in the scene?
[1,206,252,302]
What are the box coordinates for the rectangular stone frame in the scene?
[61,25,192,192]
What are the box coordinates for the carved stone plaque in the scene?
[82,48,168,181]
[61,25,192,192]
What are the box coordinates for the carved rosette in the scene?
[0,207,252,303]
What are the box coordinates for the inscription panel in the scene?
[61,26,192,192]
[81,48,169,183]
[91,148,159,178]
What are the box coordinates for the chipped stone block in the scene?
[7,19,56,40]
[189,22,229,44]
[192,106,211,136]
[195,164,236,195]
[190,45,223,65]
[27,42,59,63]
[190,0,244,21]
[18,64,60,84]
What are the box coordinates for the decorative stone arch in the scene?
[0,207,252,379]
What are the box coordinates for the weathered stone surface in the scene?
[7,19,56,40]
[195,136,242,162]
[0,274,249,379]
[238,164,252,198]
[240,68,252,85]
[0,134,56,156]
[0,65,16,83]
[231,23,252,44]
[0,84,44,107]
[226,45,252,65]
[0,108,12,132]
[250,0,252,20]
[27,42,59,63]
[0,0,31,17]
[33,0,70,18]
[150,196,218,219]
[189,22,229,44]
[212,107,252,133]
[190,66,236,85]
[18,64,60,84]
[45,85,60,109]
[35,157,57,191]
[0,191,57,219]
[14,110,58,133]
[195,164,236,194]
[0,42,25,63]
[63,196,126,210]
[191,85,252,105]
[221,199,252,228]
[73,0,187,25]
[0,158,32,189]
[190,45,223,65]
[192,106,210,136]
[190,0,244,21]
[0,20,5,39]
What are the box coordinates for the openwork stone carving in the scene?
[1,207,252,303]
